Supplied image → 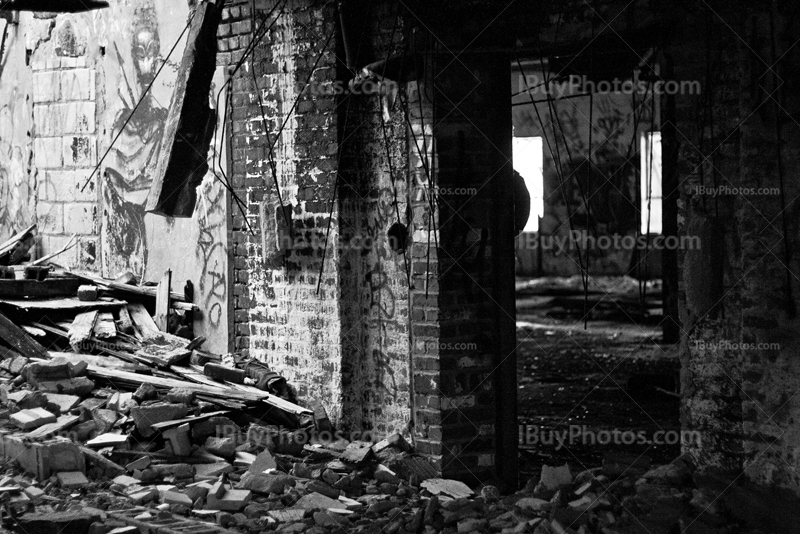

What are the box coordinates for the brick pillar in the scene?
[410,51,517,486]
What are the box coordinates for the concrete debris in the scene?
[0,289,774,534]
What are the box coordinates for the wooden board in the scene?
[117,306,134,335]
[0,297,125,311]
[48,351,141,372]
[154,270,171,332]
[86,365,311,414]
[0,278,82,299]
[126,303,159,339]
[93,312,117,340]
[145,0,224,217]
[0,309,49,359]
[68,310,98,350]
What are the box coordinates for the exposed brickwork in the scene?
[223,0,345,421]
[30,18,99,270]
[408,52,517,484]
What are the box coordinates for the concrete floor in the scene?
[516,286,680,487]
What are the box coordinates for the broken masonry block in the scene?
[204,436,236,458]
[37,377,95,397]
[260,200,294,269]
[133,383,157,403]
[17,511,101,534]
[125,456,150,472]
[130,403,188,438]
[146,463,195,480]
[163,423,192,457]
[372,433,410,454]
[236,472,295,495]
[203,362,245,384]
[77,284,99,301]
[10,407,57,430]
[56,470,89,488]
[193,462,233,479]
[340,440,374,464]
[247,448,277,474]
[420,478,475,499]
[206,488,252,512]
[163,490,194,508]
[291,491,347,510]
[311,400,332,433]
[2,434,85,480]
[86,433,129,449]
[25,358,74,384]
[107,391,135,414]
[44,393,81,414]
[91,408,118,434]
[166,387,196,405]
[8,390,48,409]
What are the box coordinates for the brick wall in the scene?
[222,0,346,422]
[408,51,517,484]
[30,16,99,269]
[677,4,800,489]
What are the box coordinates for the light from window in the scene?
[640,131,662,234]
[513,136,544,232]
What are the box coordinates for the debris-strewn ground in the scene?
[516,314,681,482]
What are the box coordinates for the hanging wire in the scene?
[249,2,292,232]
[377,8,413,288]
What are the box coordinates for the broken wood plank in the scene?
[93,312,117,340]
[145,0,224,217]
[116,306,134,335]
[126,303,158,340]
[0,309,49,359]
[68,310,98,352]
[154,270,171,332]
[47,352,142,372]
[0,297,125,311]
[0,224,36,265]
[68,271,187,303]
[85,365,311,414]
[150,410,229,431]
[0,278,82,299]
[0,345,22,360]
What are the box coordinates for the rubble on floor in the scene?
[0,264,794,533]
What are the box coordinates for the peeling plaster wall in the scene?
[0,16,35,243]
[0,4,232,352]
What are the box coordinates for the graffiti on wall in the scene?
[102,2,169,279]
[512,68,656,274]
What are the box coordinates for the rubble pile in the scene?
[0,237,795,534]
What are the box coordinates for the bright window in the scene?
[513,136,544,232]
[640,131,662,234]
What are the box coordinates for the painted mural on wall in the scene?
[102,2,169,278]
[100,0,182,281]
[512,67,657,276]
[94,2,232,354]
[0,20,35,243]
